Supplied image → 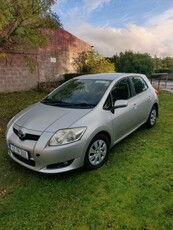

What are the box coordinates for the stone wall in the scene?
[0,28,92,92]
[0,53,38,92]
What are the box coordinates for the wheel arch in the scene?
[153,103,159,117]
[93,131,112,147]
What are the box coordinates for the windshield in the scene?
[41,79,111,108]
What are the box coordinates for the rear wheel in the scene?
[146,106,157,128]
[84,134,109,170]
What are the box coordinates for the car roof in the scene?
[76,73,144,81]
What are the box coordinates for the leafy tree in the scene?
[162,57,173,70]
[153,56,173,73]
[73,51,88,73]
[153,56,165,72]
[107,54,119,67]
[73,51,115,74]
[109,51,155,77]
[0,0,62,53]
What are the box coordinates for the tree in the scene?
[0,0,62,53]
[73,51,115,74]
[109,51,154,77]
[153,56,173,73]
[153,56,165,72]
[162,57,173,70]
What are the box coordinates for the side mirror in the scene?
[114,100,128,109]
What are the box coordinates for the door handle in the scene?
[133,104,137,109]
[149,96,152,101]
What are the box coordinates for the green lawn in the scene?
[0,90,173,230]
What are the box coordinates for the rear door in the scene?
[130,76,152,124]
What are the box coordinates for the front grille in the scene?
[13,128,40,141]
[12,152,35,166]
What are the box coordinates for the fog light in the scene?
[46,159,74,169]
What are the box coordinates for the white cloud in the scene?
[56,0,112,22]
[53,1,173,57]
[83,0,112,14]
[67,6,81,18]
[72,7,173,57]
[146,8,173,26]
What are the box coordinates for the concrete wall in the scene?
[38,28,92,82]
[0,28,92,92]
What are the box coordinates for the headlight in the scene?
[49,127,87,146]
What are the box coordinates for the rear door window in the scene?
[132,76,148,94]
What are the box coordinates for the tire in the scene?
[84,134,110,170]
[146,106,157,128]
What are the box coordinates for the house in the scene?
[0,28,92,92]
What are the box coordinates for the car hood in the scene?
[14,102,92,132]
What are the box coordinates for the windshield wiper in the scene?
[42,98,66,104]
[41,99,95,108]
[73,103,95,107]
[41,99,76,107]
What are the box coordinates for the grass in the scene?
[0,90,173,230]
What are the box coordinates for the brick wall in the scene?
[0,53,38,92]
[0,28,92,93]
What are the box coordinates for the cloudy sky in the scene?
[52,0,173,57]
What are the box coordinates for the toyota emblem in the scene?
[18,130,26,140]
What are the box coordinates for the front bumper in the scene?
[6,125,87,173]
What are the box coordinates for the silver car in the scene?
[6,73,158,173]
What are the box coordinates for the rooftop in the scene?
[76,73,145,80]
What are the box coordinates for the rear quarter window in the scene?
[132,76,148,94]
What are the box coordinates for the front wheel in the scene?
[84,134,110,170]
[146,106,157,128]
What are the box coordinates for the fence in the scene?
[150,74,173,92]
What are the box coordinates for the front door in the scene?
[106,78,142,143]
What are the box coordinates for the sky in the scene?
[52,0,173,57]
